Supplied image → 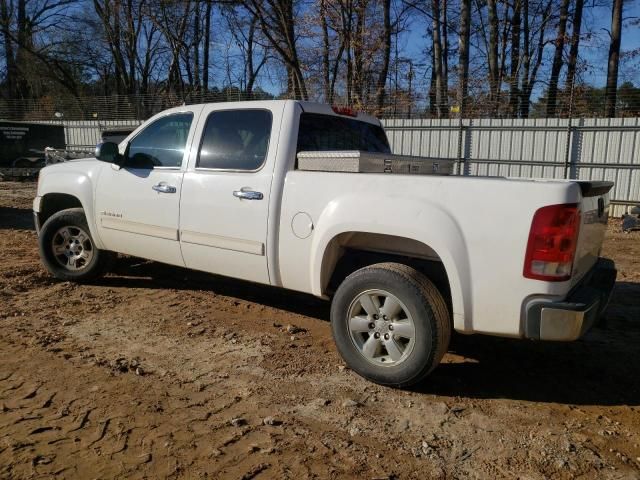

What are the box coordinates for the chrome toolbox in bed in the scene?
[296,150,455,175]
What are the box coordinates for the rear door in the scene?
[179,105,284,284]
[95,109,200,266]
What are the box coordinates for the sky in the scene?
[397,1,640,98]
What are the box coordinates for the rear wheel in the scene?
[38,208,114,282]
[331,262,451,387]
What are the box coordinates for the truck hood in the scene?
[44,157,100,169]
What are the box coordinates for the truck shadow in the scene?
[102,258,639,406]
[0,206,34,230]
[418,281,640,406]
[104,256,331,321]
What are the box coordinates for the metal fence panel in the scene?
[382,117,639,217]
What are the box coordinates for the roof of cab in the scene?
[165,99,382,126]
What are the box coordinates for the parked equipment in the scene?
[0,121,65,168]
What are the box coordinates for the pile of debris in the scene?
[44,147,90,165]
[622,206,640,233]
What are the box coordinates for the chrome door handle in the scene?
[233,189,263,200]
[152,183,177,194]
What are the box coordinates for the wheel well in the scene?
[40,193,83,225]
[322,233,452,310]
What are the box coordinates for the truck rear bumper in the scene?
[524,258,617,341]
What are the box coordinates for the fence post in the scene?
[563,118,573,179]
[456,116,464,176]
[563,81,576,179]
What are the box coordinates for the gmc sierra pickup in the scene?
[33,100,616,387]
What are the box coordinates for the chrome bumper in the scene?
[525,258,617,341]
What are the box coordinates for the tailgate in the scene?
[571,181,613,286]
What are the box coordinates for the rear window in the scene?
[296,113,391,153]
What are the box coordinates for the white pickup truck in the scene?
[33,100,616,387]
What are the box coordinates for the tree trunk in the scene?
[519,0,529,118]
[203,0,212,92]
[546,0,570,117]
[193,1,201,93]
[429,47,437,117]
[456,0,470,117]
[486,0,499,116]
[520,0,552,118]
[509,0,521,117]
[441,0,449,115]
[352,1,365,105]
[125,0,136,94]
[605,0,623,118]
[245,15,260,95]
[0,0,17,98]
[321,0,330,102]
[375,0,391,113]
[565,0,584,94]
[431,0,445,117]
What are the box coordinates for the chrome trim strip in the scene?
[180,230,264,256]
[194,167,264,173]
[101,217,178,240]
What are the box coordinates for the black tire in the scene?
[330,262,451,388]
[38,208,114,282]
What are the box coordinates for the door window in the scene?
[197,110,272,171]
[126,112,193,168]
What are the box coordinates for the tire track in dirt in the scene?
[1,181,640,479]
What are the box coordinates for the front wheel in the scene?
[330,263,451,388]
[38,208,114,282]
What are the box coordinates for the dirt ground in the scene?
[0,181,639,480]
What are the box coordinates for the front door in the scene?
[95,109,199,266]
[179,105,282,284]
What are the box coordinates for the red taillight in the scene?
[332,106,358,117]
[523,204,581,281]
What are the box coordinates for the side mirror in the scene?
[95,142,123,164]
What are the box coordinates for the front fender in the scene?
[310,193,472,332]
[35,162,105,249]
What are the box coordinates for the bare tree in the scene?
[0,0,82,99]
[519,0,552,118]
[223,5,270,94]
[546,0,570,117]
[565,0,583,94]
[245,0,307,99]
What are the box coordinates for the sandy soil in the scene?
[0,181,639,480]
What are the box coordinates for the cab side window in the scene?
[126,113,193,169]
[197,110,272,171]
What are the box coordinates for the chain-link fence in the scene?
[1,83,640,122]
